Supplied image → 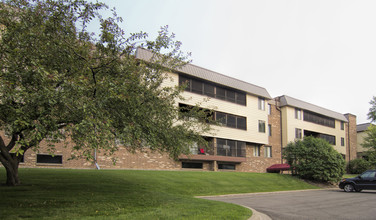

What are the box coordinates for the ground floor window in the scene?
[264,146,272,158]
[253,146,260,157]
[218,163,236,170]
[182,162,203,169]
[36,154,62,164]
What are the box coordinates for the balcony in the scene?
[179,142,247,163]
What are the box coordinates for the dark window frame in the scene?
[258,120,266,133]
[303,110,335,128]
[179,75,246,106]
[36,154,63,164]
[182,162,203,169]
[264,146,272,158]
[268,124,272,136]
[216,138,246,157]
[295,128,302,139]
[218,163,236,170]
[258,97,265,111]
[214,111,247,130]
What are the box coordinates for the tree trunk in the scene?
[3,160,20,186]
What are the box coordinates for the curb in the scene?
[246,206,272,220]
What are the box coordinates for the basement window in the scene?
[182,162,203,169]
[218,163,236,170]
[37,154,62,164]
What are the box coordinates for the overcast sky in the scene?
[95,0,375,124]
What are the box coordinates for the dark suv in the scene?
[339,170,376,192]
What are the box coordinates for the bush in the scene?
[283,136,346,183]
[347,158,372,174]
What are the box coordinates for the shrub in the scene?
[347,158,372,174]
[283,136,346,183]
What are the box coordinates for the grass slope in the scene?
[0,168,318,219]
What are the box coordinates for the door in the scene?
[356,170,376,190]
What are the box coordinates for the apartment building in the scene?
[137,48,282,172]
[2,48,358,172]
[275,95,357,161]
[356,123,373,158]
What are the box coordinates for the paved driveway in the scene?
[201,189,376,220]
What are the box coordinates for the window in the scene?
[253,146,260,157]
[295,108,302,120]
[179,75,246,105]
[218,163,236,170]
[341,137,345,146]
[191,79,203,94]
[226,90,236,103]
[215,112,247,130]
[295,128,302,139]
[217,138,246,157]
[179,103,214,122]
[237,117,246,130]
[204,83,215,97]
[37,154,62,164]
[179,75,190,91]
[264,146,272,158]
[360,170,376,178]
[182,162,203,169]
[216,87,226,100]
[268,124,272,136]
[319,134,336,145]
[258,97,265,111]
[258,120,266,133]
[236,93,246,105]
[303,110,335,128]
[341,121,345,130]
[227,115,237,128]
[268,104,271,115]
[189,142,198,154]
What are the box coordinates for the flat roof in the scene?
[135,48,272,99]
[277,95,348,122]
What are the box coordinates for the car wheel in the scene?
[344,184,354,192]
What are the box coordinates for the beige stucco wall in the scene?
[357,131,368,153]
[162,71,269,145]
[281,106,347,154]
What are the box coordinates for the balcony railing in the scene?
[189,143,246,158]
[217,143,246,157]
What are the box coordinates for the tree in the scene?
[362,97,376,151]
[347,158,372,174]
[358,97,376,169]
[283,136,345,183]
[0,0,211,186]
[361,124,376,151]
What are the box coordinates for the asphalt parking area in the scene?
[201,189,376,220]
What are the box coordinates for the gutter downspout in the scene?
[275,97,284,164]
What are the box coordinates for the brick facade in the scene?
[345,114,358,162]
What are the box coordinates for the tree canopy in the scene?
[358,96,376,167]
[283,136,345,183]
[0,0,211,186]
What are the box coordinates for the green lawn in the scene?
[0,168,318,219]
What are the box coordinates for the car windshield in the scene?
[360,171,376,178]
